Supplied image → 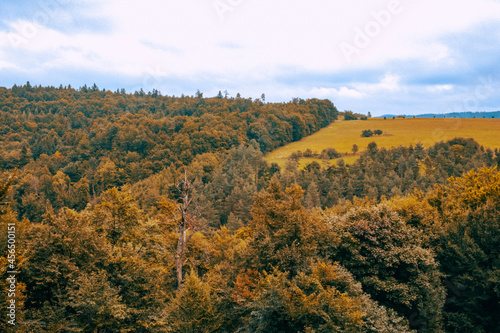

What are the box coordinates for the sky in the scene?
[1,0,500,116]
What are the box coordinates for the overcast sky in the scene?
[1,0,500,115]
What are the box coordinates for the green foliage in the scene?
[241,262,413,333]
[241,267,365,332]
[1,82,499,332]
[165,272,223,332]
[327,204,445,332]
[362,129,374,137]
[435,167,500,332]
[0,85,337,220]
[65,270,130,332]
[344,110,358,120]
[20,189,169,331]
[246,179,320,276]
[286,138,498,209]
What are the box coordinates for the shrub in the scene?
[303,148,314,158]
[344,111,358,120]
[361,130,374,137]
[320,148,341,159]
[290,151,302,160]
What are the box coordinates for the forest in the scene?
[1,83,499,332]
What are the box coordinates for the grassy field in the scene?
[266,118,500,168]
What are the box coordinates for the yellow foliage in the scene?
[231,269,260,304]
[156,196,179,230]
[446,166,500,209]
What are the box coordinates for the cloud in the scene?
[310,87,364,99]
[0,0,499,115]
[427,84,453,93]
[0,59,15,71]
[352,74,401,93]
[310,74,401,100]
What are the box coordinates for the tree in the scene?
[328,204,445,332]
[0,172,15,214]
[20,208,109,329]
[65,270,130,332]
[344,110,357,120]
[367,141,378,153]
[20,188,169,331]
[245,178,321,276]
[94,158,121,193]
[352,144,359,155]
[240,262,413,332]
[240,268,363,332]
[0,171,27,330]
[304,181,321,209]
[165,272,223,332]
[362,129,374,137]
[435,167,500,332]
[174,171,198,289]
[320,147,340,159]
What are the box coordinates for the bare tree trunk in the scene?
[176,213,186,289]
[175,171,195,290]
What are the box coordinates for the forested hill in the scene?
[1,83,500,332]
[0,83,337,171]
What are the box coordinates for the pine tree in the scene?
[304,181,321,209]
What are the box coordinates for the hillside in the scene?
[0,83,337,176]
[1,85,500,332]
[266,117,500,168]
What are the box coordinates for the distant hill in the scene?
[381,111,500,118]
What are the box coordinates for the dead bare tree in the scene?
[175,171,197,289]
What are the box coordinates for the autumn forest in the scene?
[1,83,499,332]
